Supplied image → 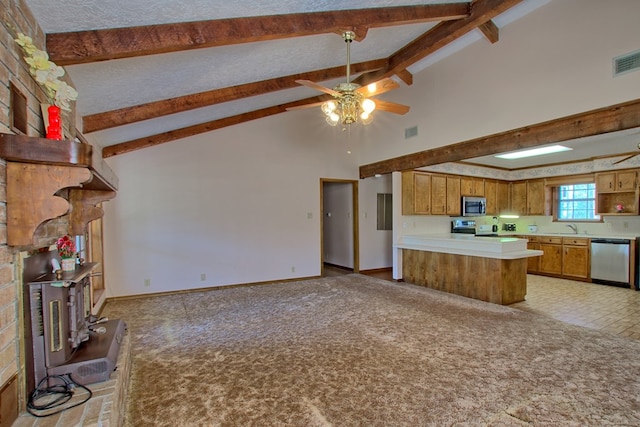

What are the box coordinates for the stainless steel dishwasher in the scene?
[590,238,630,287]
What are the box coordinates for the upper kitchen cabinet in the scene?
[402,171,461,216]
[446,176,461,216]
[402,171,431,215]
[496,181,510,215]
[510,181,527,215]
[431,174,448,215]
[526,179,546,216]
[595,169,639,215]
[460,177,484,196]
[484,180,497,215]
[596,170,637,192]
[510,179,547,216]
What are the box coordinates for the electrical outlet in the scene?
[291,266,295,273]
[624,222,629,229]
[144,278,151,287]
[200,273,206,281]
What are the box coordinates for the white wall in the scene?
[103,114,369,296]
[359,174,393,270]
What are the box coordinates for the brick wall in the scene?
[0,0,77,423]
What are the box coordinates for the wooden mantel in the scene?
[0,133,118,246]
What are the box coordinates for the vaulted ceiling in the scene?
[23,0,544,158]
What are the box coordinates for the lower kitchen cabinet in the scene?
[526,237,540,273]
[527,235,591,282]
[562,237,590,280]
[539,237,563,275]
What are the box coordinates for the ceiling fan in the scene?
[287,31,410,126]
[612,142,640,164]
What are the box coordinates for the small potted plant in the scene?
[56,235,76,271]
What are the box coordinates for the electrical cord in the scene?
[27,373,93,417]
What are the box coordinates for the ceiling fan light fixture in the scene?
[321,100,337,115]
[362,98,376,114]
[326,112,340,126]
[360,111,373,125]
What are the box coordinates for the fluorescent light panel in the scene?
[495,145,572,160]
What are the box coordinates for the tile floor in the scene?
[328,266,640,341]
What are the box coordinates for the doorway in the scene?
[320,179,359,276]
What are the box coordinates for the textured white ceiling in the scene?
[26,0,463,32]
[26,0,622,169]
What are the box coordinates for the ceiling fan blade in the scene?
[374,99,410,115]
[356,78,399,97]
[286,101,327,111]
[612,153,638,165]
[295,80,341,97]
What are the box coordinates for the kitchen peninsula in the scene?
[396,234,542,305]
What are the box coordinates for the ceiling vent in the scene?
[613,50,640,77]
[405,126,418,139]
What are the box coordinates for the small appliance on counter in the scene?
[503,223,517,232]
[476,224,499,236]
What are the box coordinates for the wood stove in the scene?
[22,249,125,394]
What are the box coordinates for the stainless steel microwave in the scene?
[462,196,486,217]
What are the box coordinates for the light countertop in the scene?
[395,234,542,260]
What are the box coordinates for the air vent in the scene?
[614,50,640,77]
[78,361,109,378]
[405,126,418,139]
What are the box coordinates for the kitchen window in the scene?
[557,183,600,221]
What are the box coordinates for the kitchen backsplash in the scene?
[400,214,640,237]
[474,215,640,236]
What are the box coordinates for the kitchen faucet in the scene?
[566,223,578,234]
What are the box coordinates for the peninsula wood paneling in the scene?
[402,249,527,305]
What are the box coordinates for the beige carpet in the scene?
[103,275,640,426]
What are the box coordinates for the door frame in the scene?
[320,178,359,276]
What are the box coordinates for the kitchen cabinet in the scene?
[431,174,447,215]
[460,177,484,196]
[402,171,431,215]
[510,179,546,216]
[446,176,461,216]
[562,237,590,280]
[496,181,510,215]
[525,236,540,273]
[526,179,546,215]
[539,236,563,275]
[510,181,527,215]
[595,169,639,215]
[484,179,497,215]
[402,171,463,216]
[596,170,637,192]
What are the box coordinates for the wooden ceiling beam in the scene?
[356,0,522,85]
[83,59,387,133]
[478,20,500,43]
[47,4,469,65]
[102,95,330,158]
[359,98,640,178]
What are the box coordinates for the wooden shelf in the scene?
[0,133,118,191]
[0,133,119,246]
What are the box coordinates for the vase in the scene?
[61,257,75,272]
[46,104,63,140]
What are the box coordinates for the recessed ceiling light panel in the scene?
[495,145,572,160]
